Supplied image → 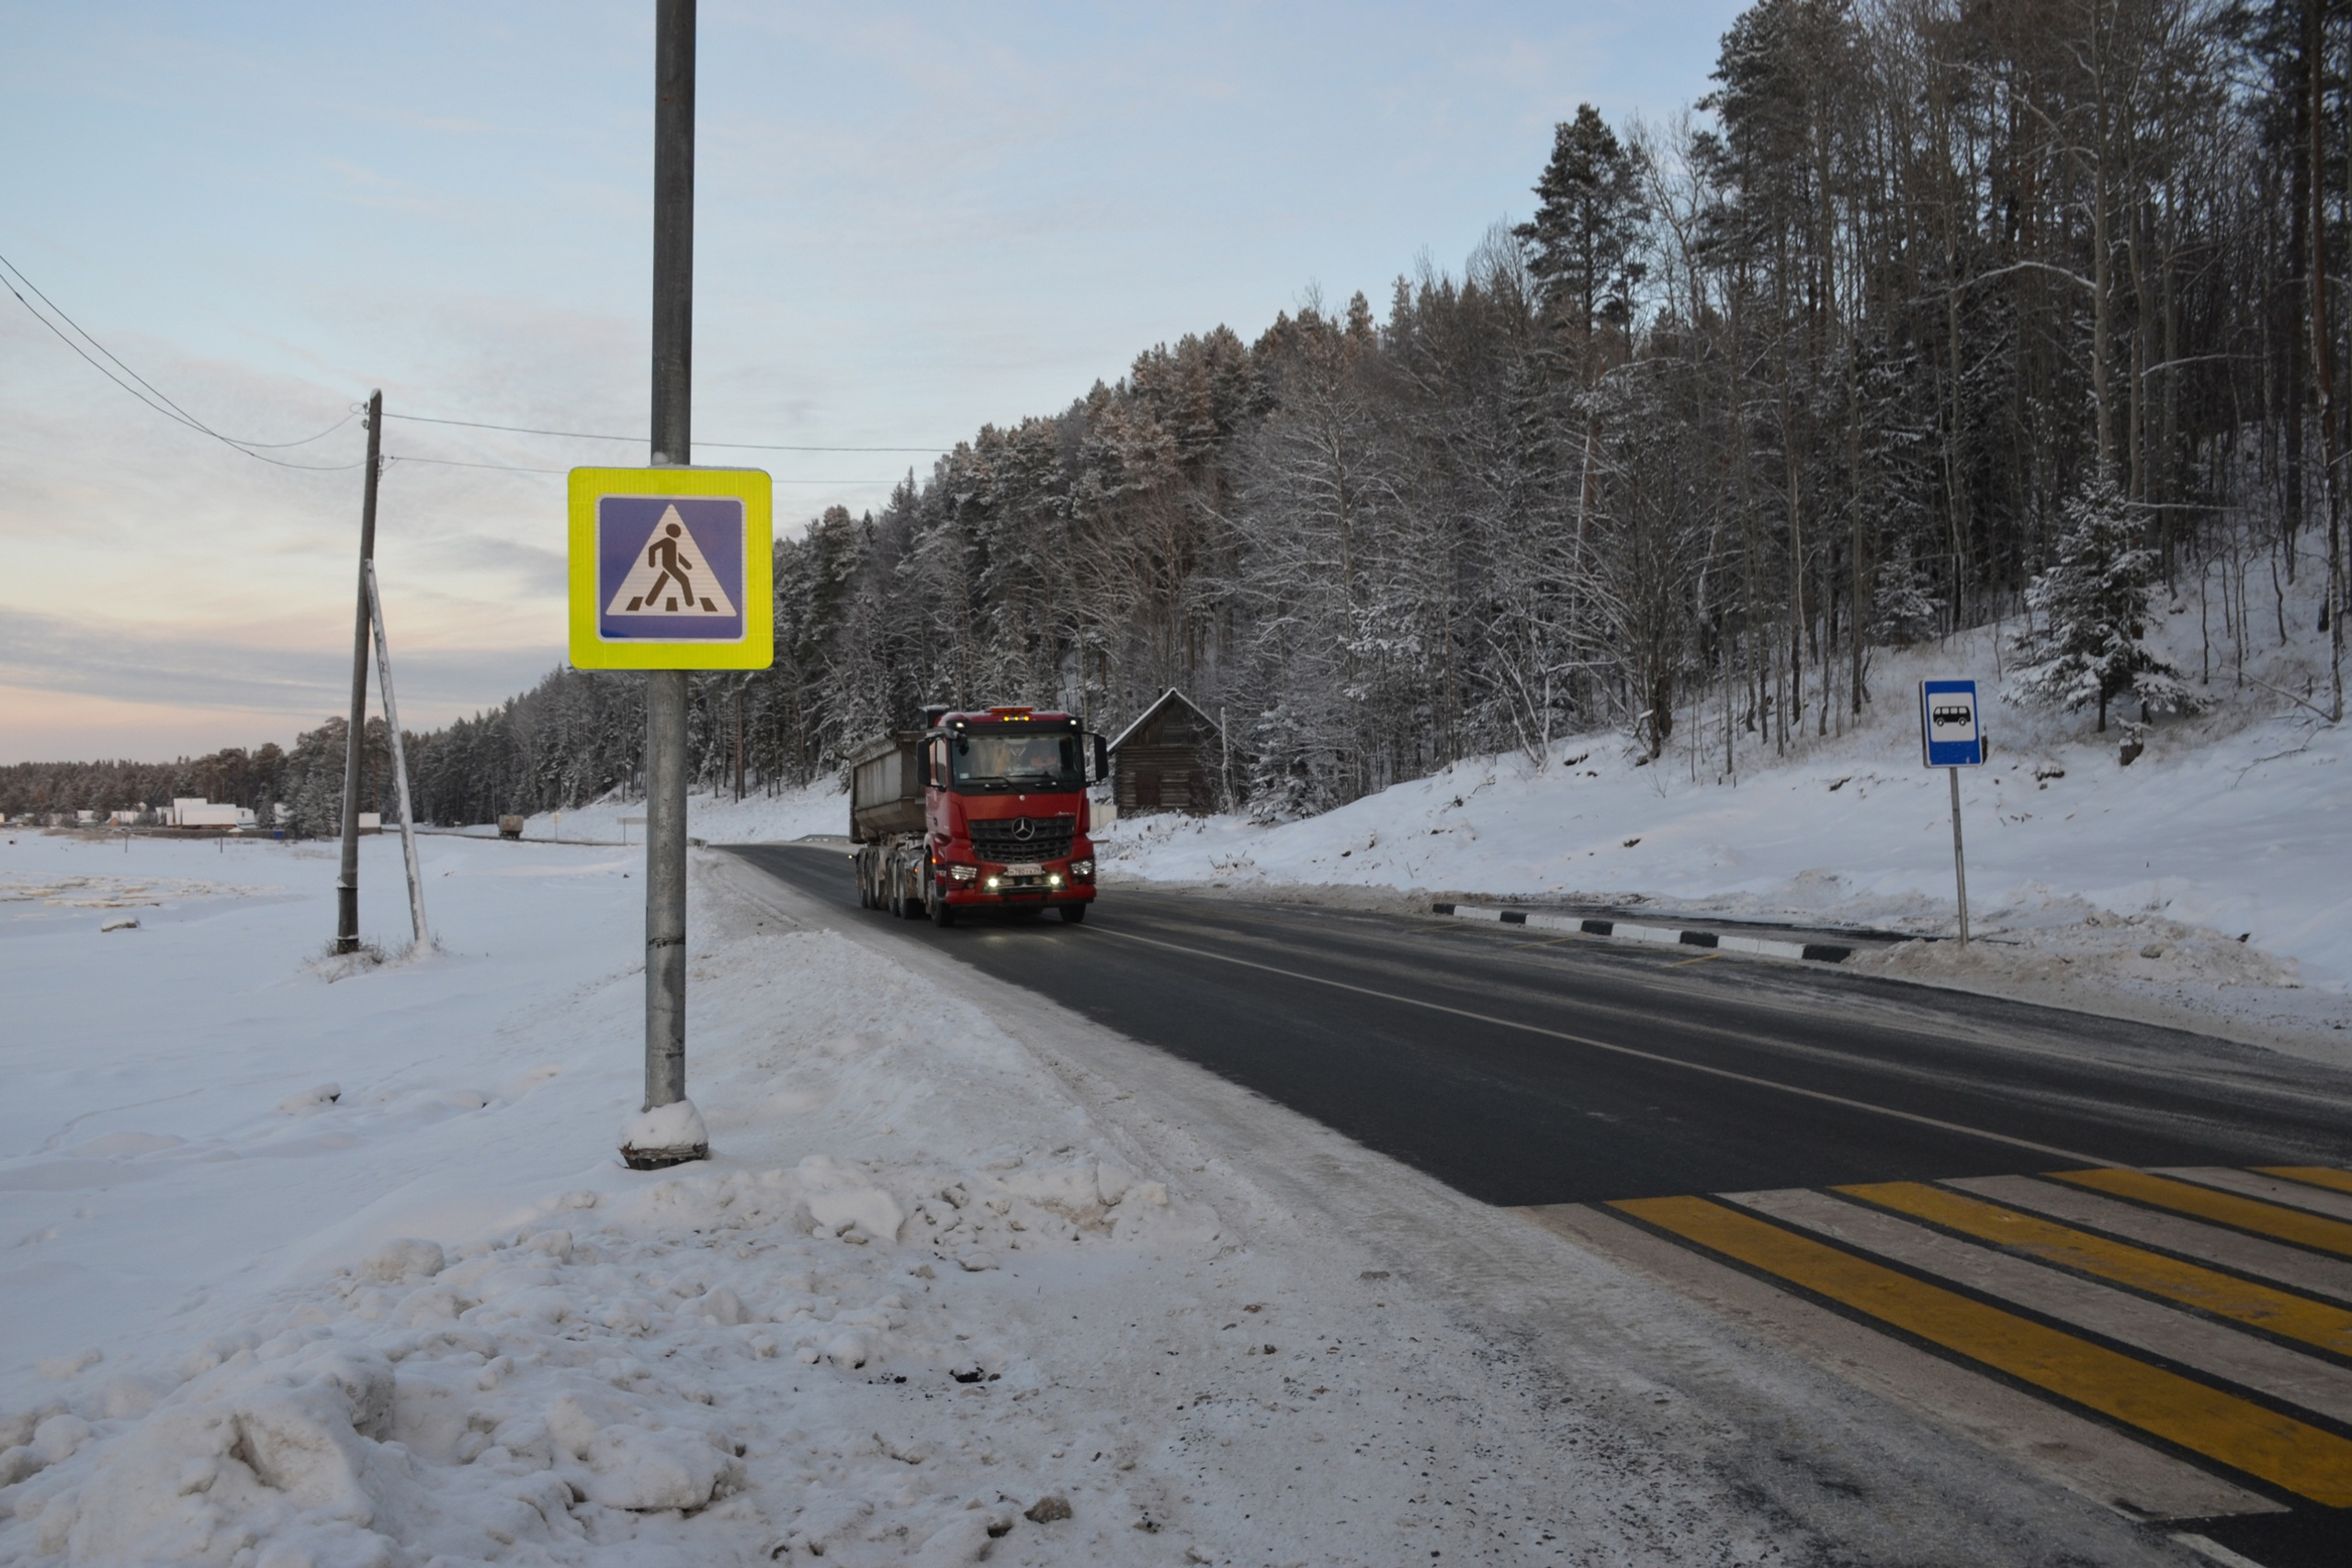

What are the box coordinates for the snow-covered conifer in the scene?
[2008,475,2196,732]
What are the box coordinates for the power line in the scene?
[0,250,362,470]
[383,410,944,453]
[1,254,938,474]
[387,453,901,482]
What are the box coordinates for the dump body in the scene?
[849,731,927,841]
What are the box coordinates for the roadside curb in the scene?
[1430,903,1857,964]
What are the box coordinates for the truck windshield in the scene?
[950,731,1083,791]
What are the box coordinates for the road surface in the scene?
[728,842,2352,1565]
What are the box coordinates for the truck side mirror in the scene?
[1092,734,1109,782]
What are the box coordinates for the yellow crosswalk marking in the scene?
[1838,1181,2352,1357]
[2259,1166,2352,1200]
[2052,1169,2352,1258]
[1611,1193,2352,1506]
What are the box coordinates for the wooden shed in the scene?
[1107,689,1227,815]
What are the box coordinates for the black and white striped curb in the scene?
[1430,903,1855,964]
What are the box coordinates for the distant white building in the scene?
[165,798,254,829]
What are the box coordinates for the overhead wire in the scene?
[386,453,903,481]
[4,253,934,482]
[0,250,363,470]
[381,411,944,454]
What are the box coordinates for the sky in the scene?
[0,0,1750,763]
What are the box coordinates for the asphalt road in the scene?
[725,842,2352,1206]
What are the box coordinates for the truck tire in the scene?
[1058,903,1087,924]
[929,890,956,928]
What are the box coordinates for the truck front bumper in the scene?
[937,874,1095,907]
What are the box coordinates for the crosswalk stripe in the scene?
[2262,1166,2352,1200]
[1952,1175,2352,1306]
[1611,1192,2352,1506]
[2169,1166,2352,1224]
[2052,1169,2352,1258]
[1837,1181,2352,1357]
[1734,1186,2352,1426]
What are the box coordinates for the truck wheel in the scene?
[929,891,956,928]
[1059,903,1088,924]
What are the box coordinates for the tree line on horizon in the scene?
[14,0,2341,832]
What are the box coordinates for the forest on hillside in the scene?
[18,0,2342,834]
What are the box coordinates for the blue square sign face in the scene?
[595,495,746,642]
[1920,680,1984,767]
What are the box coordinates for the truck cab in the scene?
[920,707,1100,924]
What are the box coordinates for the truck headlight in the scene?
[949,863,978,884]
[984,875,1001,890]
[1046,873,1063,886]
[1069,858,1094,877]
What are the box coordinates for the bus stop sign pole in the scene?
[1919,679,1984,949]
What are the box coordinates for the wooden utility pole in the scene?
[334,389,384,953]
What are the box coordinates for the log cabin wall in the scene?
[1109,694,1223,816]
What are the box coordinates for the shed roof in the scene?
[1106,688,1225,754]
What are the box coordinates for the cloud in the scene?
[0,604,560,730]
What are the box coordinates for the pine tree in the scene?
[2009,476,2196,732]
[1513,105,1650,367]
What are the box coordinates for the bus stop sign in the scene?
[1919,679,1984,767]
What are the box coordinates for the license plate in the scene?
[1004,863,1044,876]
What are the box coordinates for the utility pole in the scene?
[634,0,704,1164]
[334,389,384,953]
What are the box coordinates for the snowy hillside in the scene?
[1099,574,2352,1055]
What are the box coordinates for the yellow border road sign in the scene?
[568,466,772,671]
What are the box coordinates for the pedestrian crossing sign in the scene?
[568,467,771,670]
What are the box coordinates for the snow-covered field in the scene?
[6,829,1882,1567]
[464,784,850,851]
[1097,594,2352,1060]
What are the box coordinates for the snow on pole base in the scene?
[618,1097,708,1169]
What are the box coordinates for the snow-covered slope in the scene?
[1100,583,2352,1053]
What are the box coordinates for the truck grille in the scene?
[967,814,1075,863]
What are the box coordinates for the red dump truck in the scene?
[850,705,1107,927]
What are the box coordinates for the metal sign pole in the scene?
[631,0,704,1167]
[334,389,384,953]
[1948,765,1970,948]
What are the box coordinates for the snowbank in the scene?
[1096,586,2352,1055]
[9,828,1786,1565]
